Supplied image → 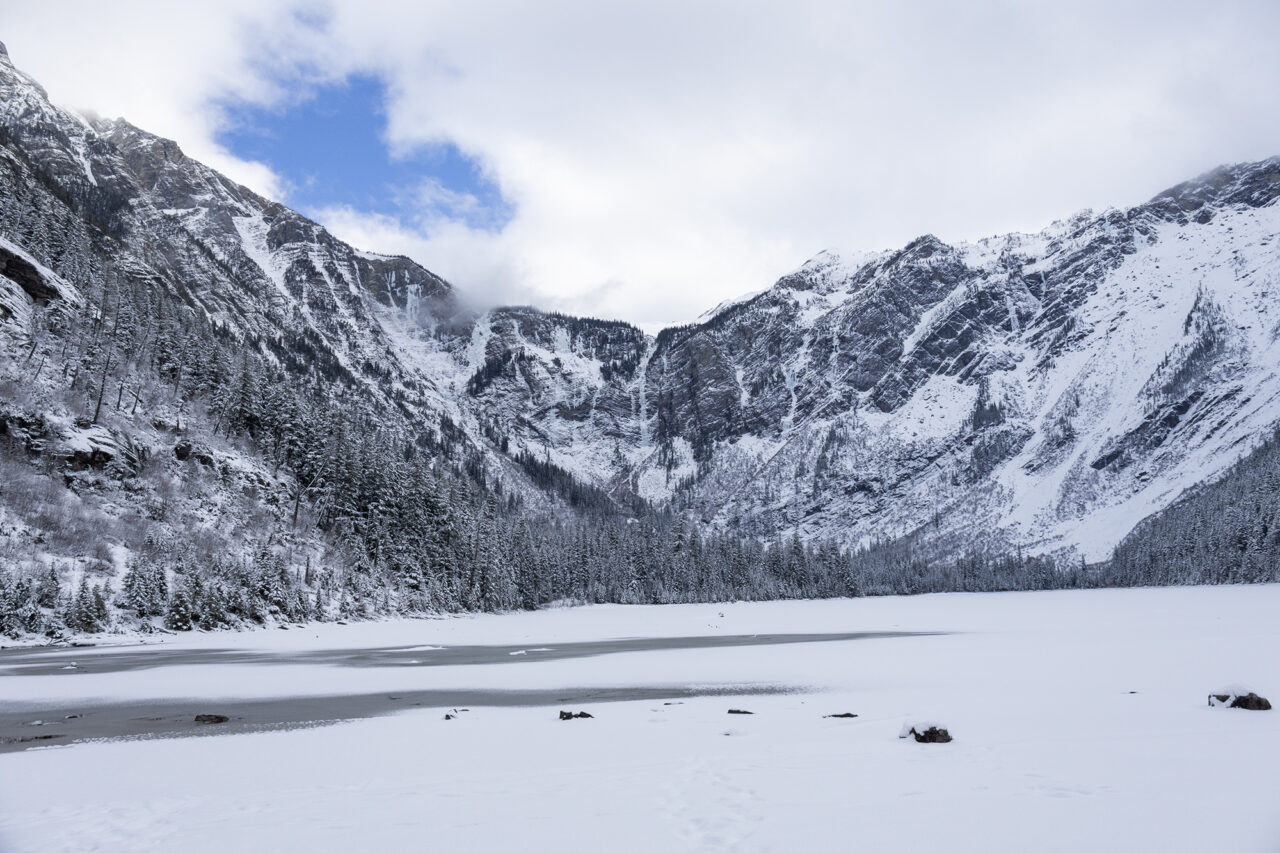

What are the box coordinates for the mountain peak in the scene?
[1145,156,1280,222]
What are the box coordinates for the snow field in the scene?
[2,584,1278,852]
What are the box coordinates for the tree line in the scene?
[2,250,1279,639]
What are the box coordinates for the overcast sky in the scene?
[3,1,1279,330]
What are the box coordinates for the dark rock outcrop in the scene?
[194,714,229,724]
[901,724,952,743]
[0,244,58,301]
[1209,692,1271,710]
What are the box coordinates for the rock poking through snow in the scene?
[899,721,952,743]
[1208,690,1271,710]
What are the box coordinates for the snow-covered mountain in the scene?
[3,39,1279,564]
[0,40,476,393]
[454,160,1280,560]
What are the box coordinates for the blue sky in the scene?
[215,75,511,233]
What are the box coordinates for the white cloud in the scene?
[3,0,1280,328]
[312,202,532,312]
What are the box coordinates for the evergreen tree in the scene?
[35,566,60,608]
[164,584,194,631]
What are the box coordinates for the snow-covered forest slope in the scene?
[1,40,1278,636]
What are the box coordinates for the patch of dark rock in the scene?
[0,245,59,301]
[194,714,230,724]
[902,724,952,743]
[1210,692,1271,710]
[824,713,859,719]
[914,727,951,743]
[67,446,114,471]
[727,709,753,715]
[554,400,592,422]
[559,710,594,720]
[174,442,214,465]
[1090,447,1125,470]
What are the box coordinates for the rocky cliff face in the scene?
[449,159,1280,561]
[3,42,1279,562]
[0,45,461,430]
[611,160,1280,559]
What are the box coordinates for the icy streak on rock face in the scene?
[637,339,654,448]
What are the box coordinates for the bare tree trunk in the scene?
[91,348,114,424]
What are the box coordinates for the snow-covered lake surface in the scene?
[3,585,1278,852]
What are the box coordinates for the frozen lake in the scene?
[2,585,1278,852]
[0,631,935,750]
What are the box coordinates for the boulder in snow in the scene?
[194,714,229,724]
[899,721,952,743]
[1209,690,1271,710]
